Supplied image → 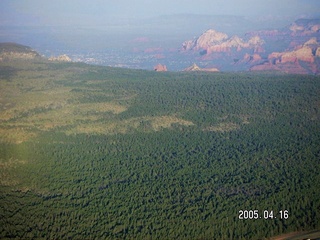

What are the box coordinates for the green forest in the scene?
[0,59,320,239]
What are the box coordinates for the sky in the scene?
[1,0,320,26]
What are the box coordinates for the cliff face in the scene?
[182,29,264,54]
[289,19,320,36]
[182,19,320,74]
[251,38,320,74]
[182,30,227,51]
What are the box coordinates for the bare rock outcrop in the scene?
[289,19,320,36]
[154,64,167,72]
[281,47,314,63]
[316,47,320,57]
[0,52,39,61]
[242,53,262,63]
[251,38,320,74]
[268,38,319,64]
[48,54,72,62]
[182,29,264,54]
[183,29,228,51]
[250,62,311,75]
[183,63,219,72]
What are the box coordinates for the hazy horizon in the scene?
[1,0,320,27]
[1,0,320,72]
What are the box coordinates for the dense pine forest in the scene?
[0,60,320,239]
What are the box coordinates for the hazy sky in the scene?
[1,0,320,26]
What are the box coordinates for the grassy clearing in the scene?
[0,157,28,186]
[0,61,197,142]
[149,115,195,130]
[0,61,134,143]
[0,128,37,144]
[19,102,128,128]
[0,100,129,142]
[203,114,250,133]
[204,122,240,132]
[66,115,195,135]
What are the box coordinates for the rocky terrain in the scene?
[181,19,320,74]
[183,63,219,72]
[251,38,320,74]
[182,29,264,54]
[154,63,167,71]
[48,54,72,62]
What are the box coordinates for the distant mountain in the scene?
[181,18,320,74]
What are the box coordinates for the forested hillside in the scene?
[0,59,320,239]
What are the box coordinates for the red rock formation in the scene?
[251,61,314,74]
[250,63,280,72]
[289,20,320,36]
[316,47,320,57]
[154,64,167,72]
[182,29,264,54]
[243,53,262,62]
[283,47,314,63]
[196,29,228,49]
[268,39,317,64]
[304,37,318,46]
[182,19,319,74]
[183,63,219,72]
[252,38,320,74]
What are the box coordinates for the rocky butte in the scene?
[183,63,219,72]
[180,18,320,74]
[182,29,264,54]
[289,19,320,36]
[154,64,167,72]
[251,37,320,74]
